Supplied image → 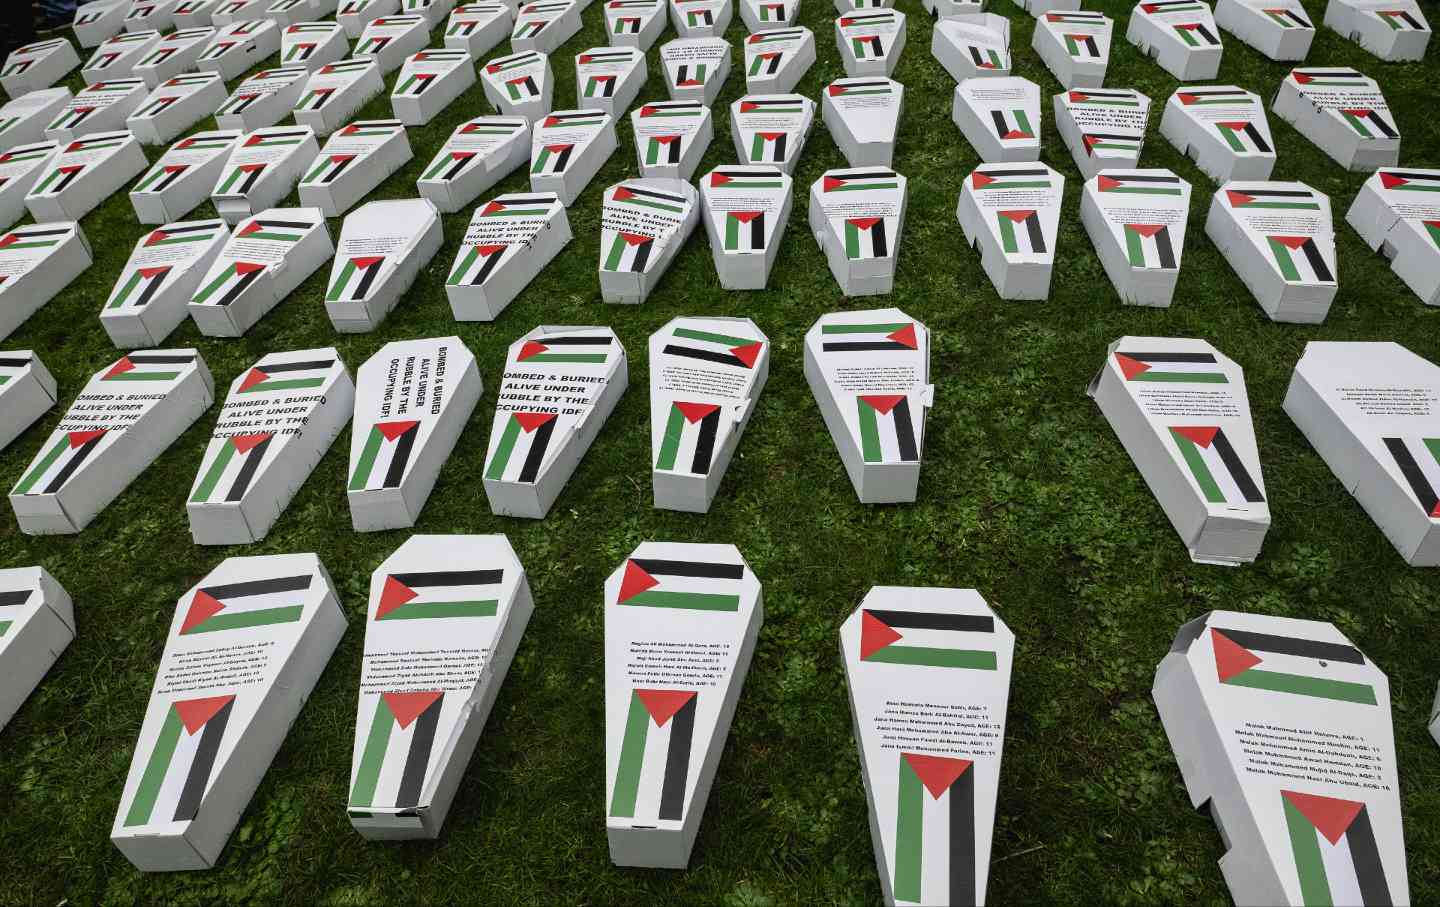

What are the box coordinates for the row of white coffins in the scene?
[1,551,1431,906]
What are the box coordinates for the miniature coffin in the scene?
[189,350,353,543]
[10,349,213,535]
[81,29,162,84]
[212,126,321,225]
[293,58,386,137]
[262,0,337,24]
[741,0,798,30]
[127,72,226,145]
[111,554,346,871]
[131,130,243,224]
[481,50,554,121]
[74,0,130,47]
[660,38,731,105]
[0,567,73,733]
[1285,341,1440,565]
[1346,168,1440,305]
[298,119,413,218]
[745,28,816,94]
[1088,338,1269,563]
[0,223,92,342]
[1080,170,1190,307]
[26,130,147,222]
[842,587,1014,907]
[124,0,180,31]
[1,38,82,97]
[1055,88,1150,178]
[211,0,273,24]
[482,325,628,518]
[512,1,583,53]
[952,76,1040,163]
[349,337,482,531]
[445,191,571,319]
[836,10,906,77]
[403,0,459,26]
[1015,0,1079,15]
[604,543,762,867]
[133,28,221,87]
[103,219,230,348]
[45,79,146,143]
[354,15,429,73]
[731,94,814,173]
[631,101,713,180]
[0,141,59,232]
[348,535,533,839]
[824,77,903,167]
[606,0,667,50]
[1324,0,1430,61]
[196,19,280,81]
[669,0,732,37]
[215,66,310,133]
[804,308,931,503]
[576,47,647,118]
[1127,0,1223,79]
[1032,10,1111,87]
[281,21,349,70]
[1205,180,1336,323]
[1213,0,1314,60]
[173,0,225,28]
[393,50,477,125]
[1159,85,1275,183]
[0,352,58,453]
[931,14,1011,81]
[530,109,618,205]
[188,207,332,336]
[418,116,531,212]
[1153,612,1408,904]
[700,165,792,289]
[923,0,979,16]
[600,178,699,303]
[324,199,442,332]
[809,167,906,296]
[339,0,401,37]
[1272,67,1398,171]
[446,3,515,57]
[649,317,769,511]
[0,88,72,153]
[957,162,1064,300]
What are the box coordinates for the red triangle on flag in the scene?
[137,266,170,279]
[238,163,265,172]
[145,230,170,244]
[847,216,881,230]
[839,16,855,24]
[676,402,720,422]
[375,420,419,441]
[234,261,265,275]
[330,153,355,163]
[823,175,845,192]
[383,690,443,729]
[636,689,695,726]
[999,209,1035,223]
[1069,91,1091,102]
[903,753,973,799]
[1379,172,1407,189]
[653,134,679,144]
[887,323,917,349]
[450,151,476,161]
[1003,129,1032,139]
[828,84,846,95]
[619,232,652,246]
[236,221,263,237]
[639,105,659,116]
[730,342,763,368]
[58,165,83,174]
[230,433,271,453]
[162,165,186,174]
[1281,790,1365,845]
[1340,107,1371,117]
[481,201,507,215]
[971,171,994,189]
[180,590,226,634]
[1225,190,1256,207]
[515,412,557,432]
[1097,175,1121,191]
[757,131,784,141]
[740,101,759,112]
[1211,629,1263,683]
[518,340,548,360]
[1177,92,1199,105]
[542,116,561,127]
[67,428,107,448]
[1270,235,1309,250]
[543,143,570,154]
[350,256,384,268]
[860,610,903,658]
[1114,353,1149,380]
[1173,425,1218,447]
[1126,223,1165,238]
[613,186,635,200]
[729,210,762,223]
[104,357,135,379]
[860,394,905,415]
[174,694,236,734]
[618,559,659,602]
[238,367,269,392]
[709,172,731,187]
[477,243,506,255]
[376,575,417,619]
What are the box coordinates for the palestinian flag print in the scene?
[1263,6,1312,27]
[820,321,917,353]
[1215,120,1272,153]
[0,587,32,636]
[747,131,790,163]
[1097,173,1184,195]
[1169,426,1264,505]
[531,143,574,174]
[0,226,71,249]
[616,556,745,610]
[448,243,509,285]
[709,169,785,189]
[516,334,612,363]
[856,395,919,463]
[350,421,422,490]
[107,266,173,310]
[1112,350,1227,383]
[844,217,890,259]
[100,353,194,382]
[123,695,236,827]
[748,52,784,78]
[233,216,313,242]
[1172,20,1221,46]
[829,80,893,97]
[1338,108,1398,141]
[13,429,111,495]
[663,325,764,368]
[327,256,387,302]
[612,183,687,213]
[1176,87,1253,105]
[1291,69,1369,88]
[1375,8,1424,29]
[136,221,225,251]
[966,44,1004,69]
[395,72,436,96]
[30,164,89,196]
[1209,626,1376,705]
[757,2,787,22]
[376,569,504,621]
[1123,223,1177,269]
[214,163,268,196]
[350,691,447,812]
[354,35,395,56]
[722,211,766,251]
[421,148,482,180]
[970,168,1051,190]
[737,97,806,113]
[1381,436,1440,517]
[234,357,334,394]
[504,74,541,101]
[655,402,724,474]
[610,689,698,821]
[132,164,189,193]
[645,134,683,166]
[1068,89,1141,107]
[177,573,311,635]
[860,608,997,669]
[892,753,977,906]
[1266,235,1334,283]
[1082,132,1141,155]
[1282,791,1393,906]
[484,411,560,482]
[1378,171,1440,193]
[1226,187,1317,209]
[47,105,100,133]
[1062,32,1101,57]
[602,232,655,272]
[192,261,267,306]
[296,86,336,110]
[995,210,1044,255]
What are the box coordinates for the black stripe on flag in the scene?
[1152,226,1176,269]
[173,697,233,822]
[493,194,555,205]
[396,693,443,810]
[1241,188,1312,199]
[1298,238,1333,282]
[630,559,745,580]
[225,435,269,502]
[204,574,312,599]
[866,610,995,633]
[382,424,418,488]
[1239,123,1271,152]
[156,221,222,236]
[1211,429,1263,502]
[218,268,262,306]
[260,358,335,373]
[1382,170,1440,181]
[1384,437,1438,516]
[1192,23,1218,44]
[134,268,168,308]
[1023,214,1044,254]
[322,156,353,183]
[821,341,910,352]
[8,227,73,239]
[0,357,31,368]
[538,335,613,345]
[517,417,555,483]
[657,694,695,822]
[1363,110,1397,140]
[1346,806,1392,907]
[950,764,976,907]
[468,246,504,285]
[253,219,313,230]
[0,590,33,607]
[691,408,719,474]
[1213,627,1365,664]
[975,168,1050,177]
[235,168,262,194]
[392,569,504,587]
[352,259,382,299]
[1117,351,1216,363]
[892,397,918,462]
[43,434,103,494]
[989,110,1008,136]
[127,354,196,364]
[662,344,745,367]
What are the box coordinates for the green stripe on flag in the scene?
[1284,797,1333,906]
[105,371,179,381]
[484,416,522,480]
[109,271,145,309]
[894,757,923,903]
[1267,238,1302,281]
[0,620,10,636]
[821,322,907,333]
[124,706,183,826]
[349,697,394,809]
[379,600,498,620]
[997,215,1018,254]
[349,426,384,490]
[187,606,304,633]
[622,591,741,611]
[673,326,753,346]
[240,377,325,393]
[190,441,237,502]
[865,646,998,669]
[858,399,881,462]
[327,260,356,301]
[1225,669,1377,705]
[1125,228,1144,267]
[655,404,686,470]
[609,691,650,818]
[13,436,69,494]
[1172,430,1224,503]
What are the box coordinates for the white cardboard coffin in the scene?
[660,38,731,105]
[604,543,762,867]
[127,72,226,145]
[298,119,412,217]
[931,14,1011,81]
[2,39,82,97]
[10,349,213,534]
[0,567,73,733]
[744,28,816,94]
[669,0,732,37]
[213,126,321,225]
[445,190,570,319]
[0,353,59,453]
[324,199,442,332]
[403,0,459,28]
[481,50,554,121]
[632,100,713,180]
[211,0,274,24]
[804,308,930,502]
[294,58,386,137]
[81,29,163,84]
[925,0,984,16]
[354,14,430,73]
[133,28,219,88]
[196,19,281,81]
[188,207,332,335]
[1159,85,1275,183]
[1285,341,1440,565]
[0,141,59,232]
[1346,168,1440,306]
[731,93,814,173]
[1127,0,1224,80]
[1324,0,1430,60]
[575,47,646,117]
[841,586,1014,906]
[74,0,131,47]
[216,66,310,133]
[0,223,92,342]
[173,0,225,28]
[349,337,482,531]
[280,21,350,71]
[1214,0,1314,60]
[1032,10,1111,87]
[606,0,667,50]
[1055,88,1150,178]
[649,317,768,511]
[740,0,798,30]
[264,0,337,25]
[0,89,73,153]
[188,349,353,543]
[393,50,477,125]
[1015,0,1079,15]
[418,116,531,212]
[1080,170,1190,307]
[1153,612,1408,905]
[338,0,402,37]
[952,77,1040,163]
[836,10,906,77]
[447,3,515,56]
[530,109,618,205]
[1088,338,1269,562]
[809,167,906,296]
[111,554,346,871]
[957,162,1063,300]
[700,165,791,289]
[512,0,583,53]
[1206,180,1337,323]
[45,78,146,143]
[131,130,243,224]
[1272,67,1399,171]
[347,534,533,839]
[124,0,181,31]
[483,325,628,518]
[25,131,147,223]
[599,177,699,303]
[102,219,230,348]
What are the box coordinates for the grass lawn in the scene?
[2,0,1439,903]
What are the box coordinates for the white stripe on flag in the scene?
[152,720,205,823]
[1318,830,1364,907]
[1193,438,1246,504]
[631,710,673,820]
[920,785,952,903]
